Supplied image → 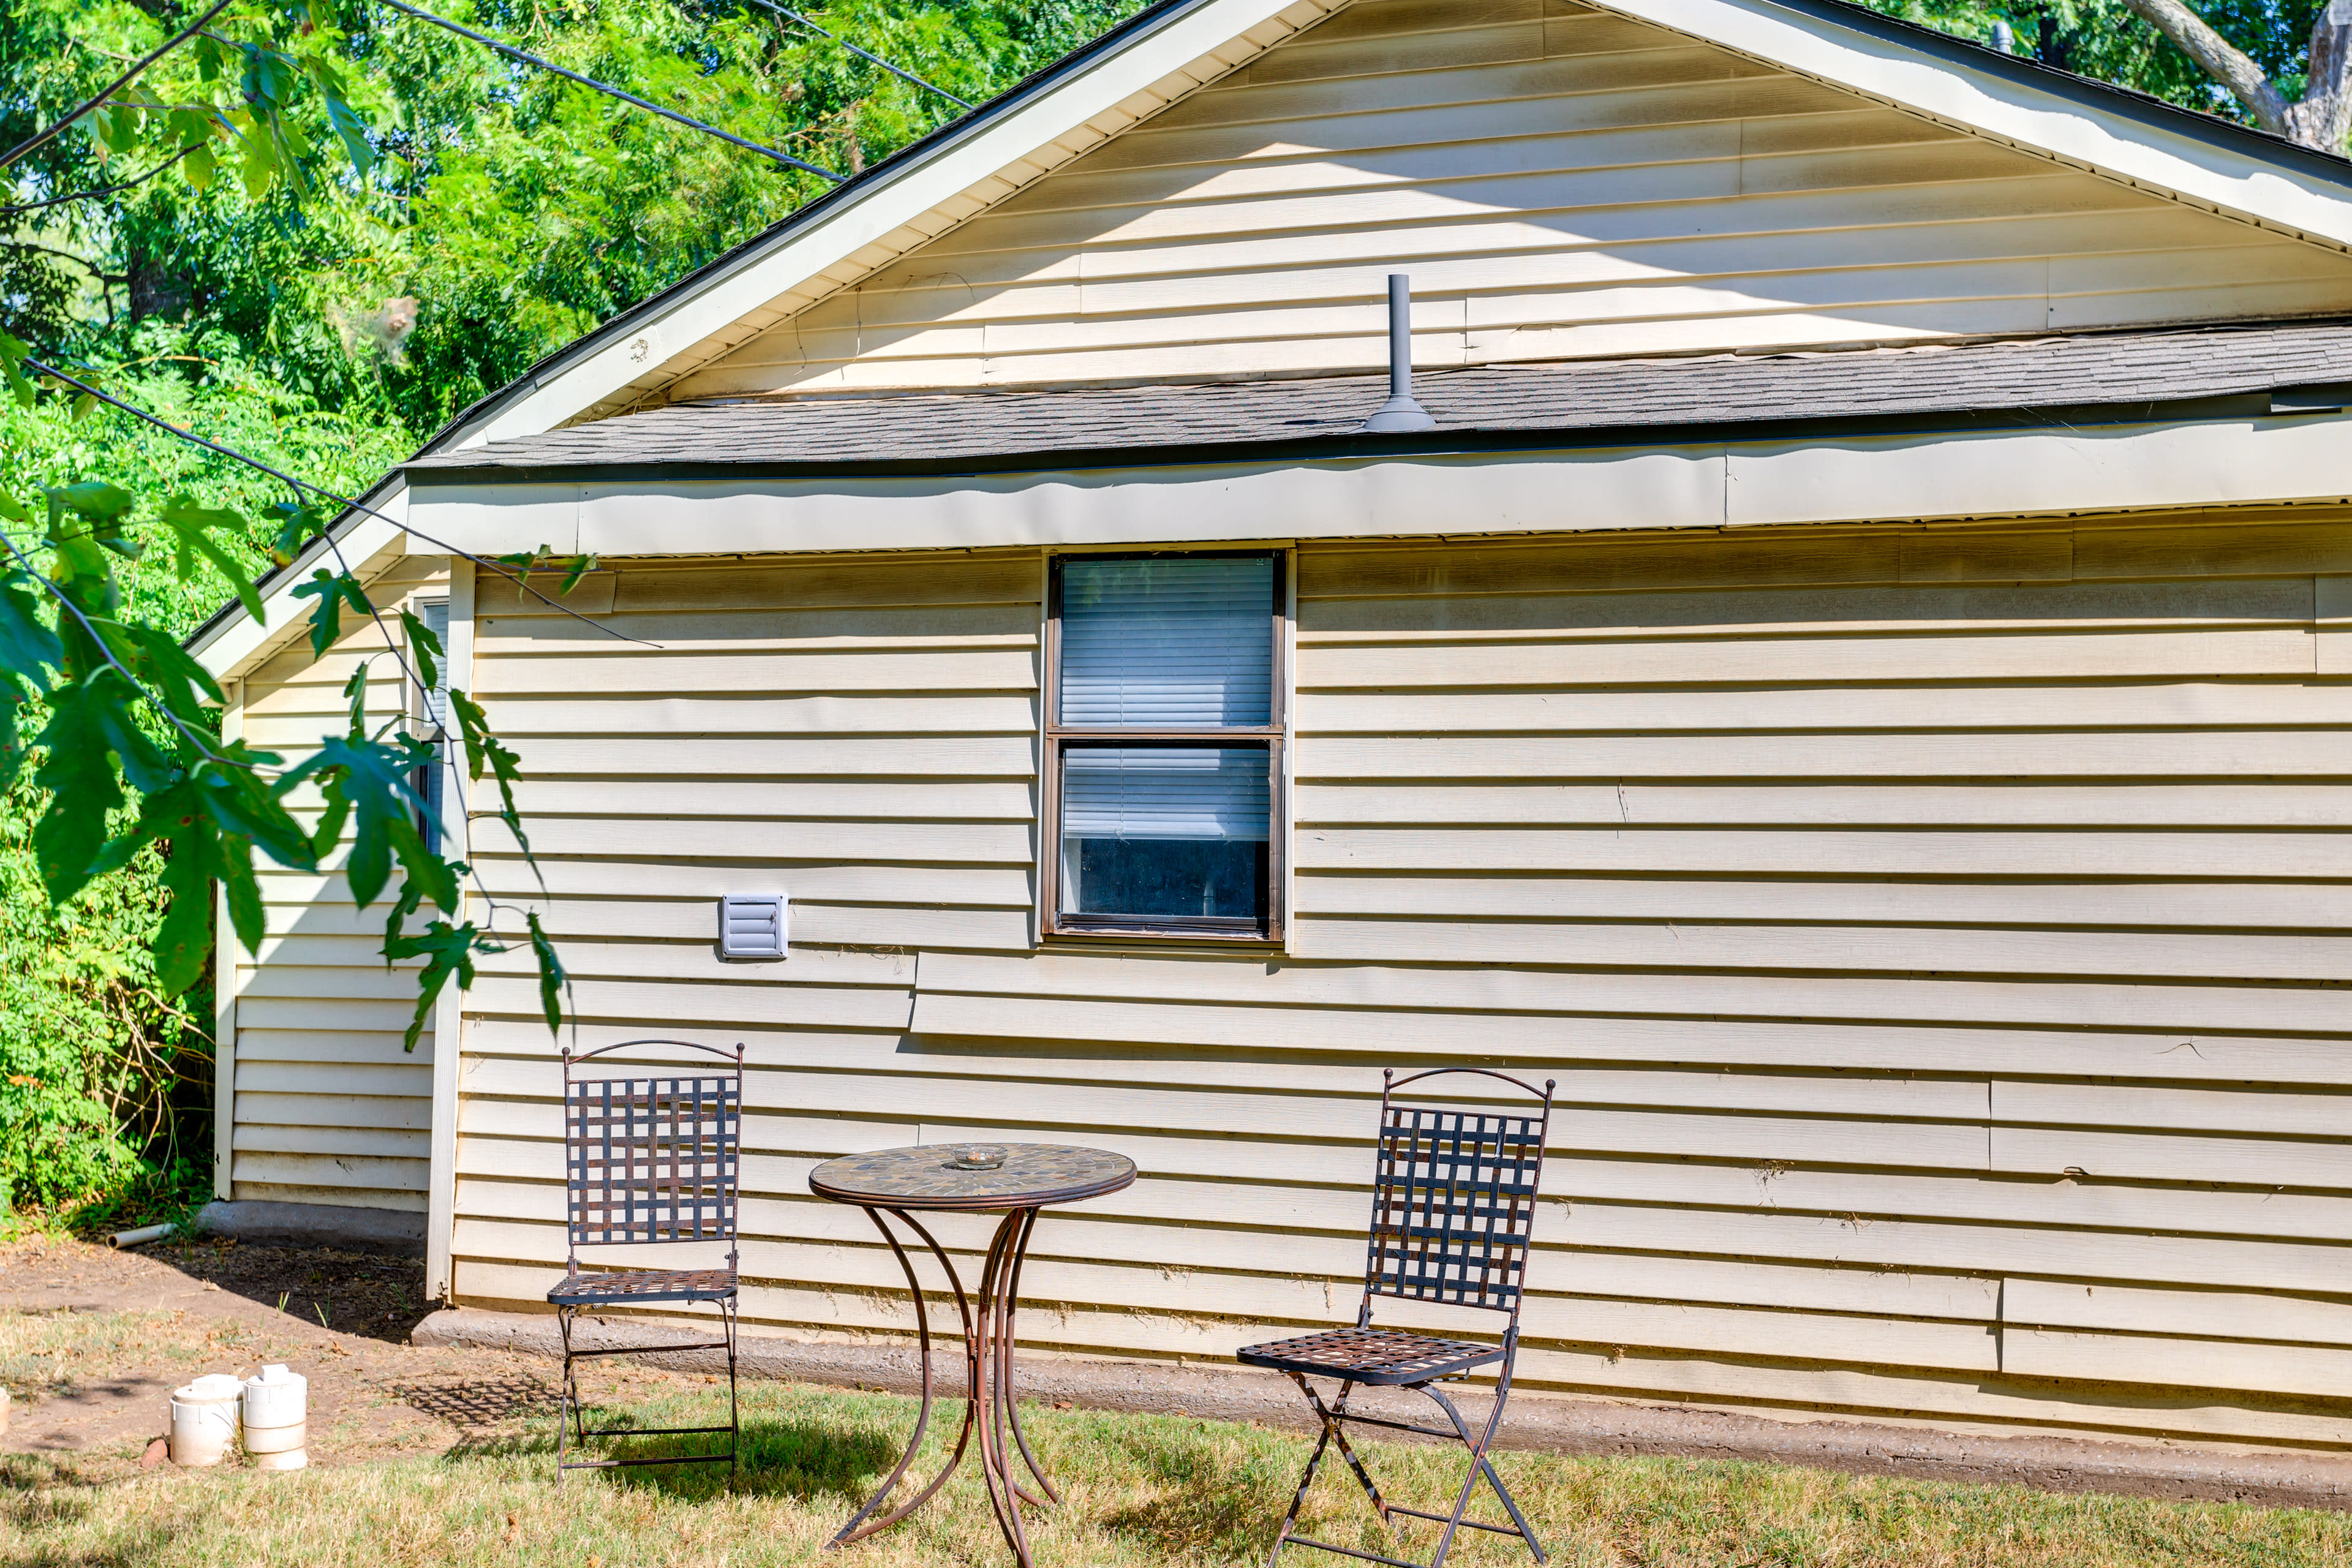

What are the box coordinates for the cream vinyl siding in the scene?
[443,517,2352,1447]
[675,0,2352,399]
[227,556,448,1212]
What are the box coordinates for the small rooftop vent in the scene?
[1361,273,1436,434]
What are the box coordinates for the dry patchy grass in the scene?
[4,1309,2348,1567]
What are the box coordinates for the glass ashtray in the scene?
[943,1144,1008,1171]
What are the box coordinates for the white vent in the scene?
[717,894,786,962]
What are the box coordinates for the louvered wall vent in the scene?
[717,894,788,961]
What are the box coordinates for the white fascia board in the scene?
[466,0,1308,448]
[191,483,410,678]
[405,410,2352,558]
[1599,0,2352,251]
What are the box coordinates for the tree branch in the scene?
[2119,0,2290,132]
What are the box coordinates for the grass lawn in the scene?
[7,1303,2350,1567]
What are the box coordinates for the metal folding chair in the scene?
[1237,1066,1556,1568]
[548,1038,744,1482]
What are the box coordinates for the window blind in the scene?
[421,600,450,723]
[1059,556,1273,727]
[419,600,449,854]
[1061,747,1270,842]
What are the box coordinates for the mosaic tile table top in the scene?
[809,1143,1137,1211]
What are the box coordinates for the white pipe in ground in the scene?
[168,1374,242,1466]
[110,1221,176,1248]
[241,1363,307,1471]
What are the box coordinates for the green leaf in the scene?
[382,918,489,1053]
[183,139,217,192]
[314,67,376,175]
[399,608,442,693]
[117,621,224,722]
[47,481,135,524]
[559,554,599,594]
[342,660,369,738]
[448,688,528,856]
[267,499,322,566]
[290,568,374,658]
[307,764,352,862]
[149,786,217,995]
[0,334,33,410]
[0,676,34,791]
[0,567,64,684]
[528,910,565,1036]
[31,674,128,902]
[283,733,450,911]
[203,744,311,872]
[159,497,264,622]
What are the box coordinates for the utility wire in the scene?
[0,143,199,216]
[0,0,239,173]
[747,0,972,110]
[23,357,656,649]
[376,0,845,181]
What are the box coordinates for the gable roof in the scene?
[403,320,2352,479]
[195,0,2352,669]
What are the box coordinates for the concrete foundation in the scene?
[196,1200,426,1256]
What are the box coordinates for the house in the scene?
[190,0,2352,1449]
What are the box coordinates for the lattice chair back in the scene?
[560,1039,745,1277]
[1361,1067,1555,1327]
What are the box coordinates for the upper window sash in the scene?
[1055,554,1278,731]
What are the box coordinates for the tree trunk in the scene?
[2283,12,2352,152]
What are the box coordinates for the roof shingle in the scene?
[407,322,2352,476]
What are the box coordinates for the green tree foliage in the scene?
[0,0,1144,1228]
[1860,0,2339,135]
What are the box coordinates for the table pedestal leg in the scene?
[830,1207,974,1547]
[829,1204,1057,1567]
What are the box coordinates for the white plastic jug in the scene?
[241,1364,307,1468]
[168,1374,243,1466]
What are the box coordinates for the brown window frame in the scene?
[1039,549,1287,944]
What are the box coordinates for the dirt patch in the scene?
[0,1237,691,1476]
[157,1236,434,1344]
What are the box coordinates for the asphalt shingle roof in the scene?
[407,322,2352,476]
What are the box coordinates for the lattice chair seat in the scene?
[1238,1326,1505,1387]
[548,1267,739,1306]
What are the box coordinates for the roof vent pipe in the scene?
[1361,273,1436,433]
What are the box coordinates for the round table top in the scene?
[809,1142,1136,1212]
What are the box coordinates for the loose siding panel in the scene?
[673,0,2352,397]
[230,554,448,1212]
[450,524,2352,1447]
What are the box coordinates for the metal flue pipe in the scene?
[1361,273,1436,433]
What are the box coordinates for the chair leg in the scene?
[1267,1376,1352,1567]
[556,1306,577,1485]
[1420,1381,1545,1567]
[725,1294,741,1474]
[1292,1374,1393,1525]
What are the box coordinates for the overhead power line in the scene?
[0,0,238,173]
[747,0,973,110]
[24,355,652,649]
[0,143,199,217]
[376,0,845,182]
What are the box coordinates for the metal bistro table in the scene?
[810,1141,1136,1566]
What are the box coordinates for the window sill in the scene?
[1042,925,1284,951]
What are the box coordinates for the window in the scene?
[413,599,450,856]
[1042,552,1286,941]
